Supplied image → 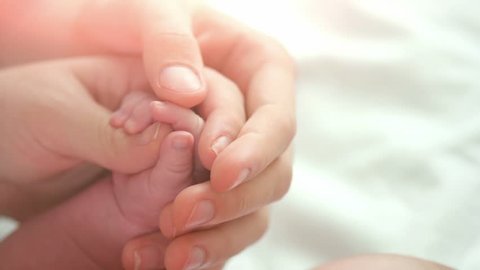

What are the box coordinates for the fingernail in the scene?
[211,136,232,155]
[186,200,215,230]
[134,246,163,270]
[137,123,160,145]
[173,134,191,150]
[231,168,251,189]
[159,65,202,93]
[184,246,206,270]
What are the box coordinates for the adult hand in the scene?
[121,7,296,270]
[0,0,206,108]
[0,2,296,269]
[0,57,169,219]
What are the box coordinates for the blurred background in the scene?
[205,0,480,269]
[1,1,479,269]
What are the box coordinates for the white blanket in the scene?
[2,1,480,269]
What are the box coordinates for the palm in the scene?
[0,65,90,183]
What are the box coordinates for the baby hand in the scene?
[110,92,205,229]
[110,90,208,182]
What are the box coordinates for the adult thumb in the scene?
[63,103,171,174]
[138,0,207,108]
[49,57,172,174]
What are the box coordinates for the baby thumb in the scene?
[148,131,195,194]
[110,131,194,229]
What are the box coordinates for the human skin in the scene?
[0,57,241,219]
[0,58,247,269]
[0,1,295,269]
[314,254,453,270]
[0,129,197,269]
[0,58,167,220]
[110,91,209,182]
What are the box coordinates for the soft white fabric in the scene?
[0,217,17,242]
[2,1,479,269]
[205,1,480,269]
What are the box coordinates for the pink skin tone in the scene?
[315,254,453,270]
[0,94,202,269]
[0,58,265,270]
[110,92,208,183]
[0,1,297,268]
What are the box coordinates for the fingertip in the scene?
[121,241,137,270]
[144,43,206,107]
[209,135,263,192]
[165,235,210,270]
[211,136,233,157]
[160,205,176,239]
[199,135,234,170]
[210,158,249,193]
[122,233,169,270]
[164,239,191,270]
[155,87,207,108]
[158,65,202,93]
[210,179,233,193]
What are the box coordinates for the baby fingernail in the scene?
[231,168,251,190]
[173,134,191,150]
[159,65,202,93]
[134,246,163,270]
[137,123,160,145]
[211,136,232,155]
[186,200,215,230]
[184,246,206,270]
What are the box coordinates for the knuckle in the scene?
[165,160,192,175]
[233,193,249,217]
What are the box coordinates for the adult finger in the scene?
[150,100,208,181]
[78,0,206,107]
[46,57,171,174]
[193,7,296,191]
[159,149,292,238]
[138,0,206,107]
[123,233,227,270]
[122,232,169,270]
[164,208,269,270]
[195,68,246,170]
